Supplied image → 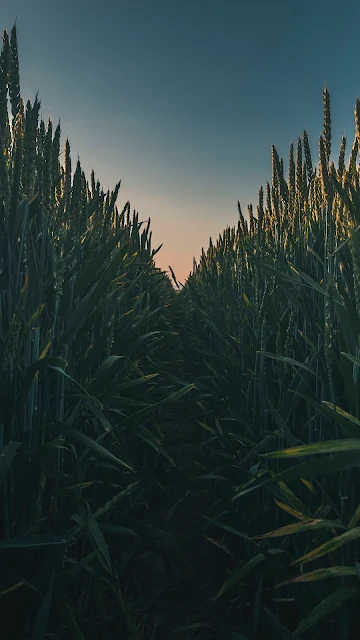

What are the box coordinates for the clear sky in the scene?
[2,0,360,283]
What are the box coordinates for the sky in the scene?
[2,0,360,283]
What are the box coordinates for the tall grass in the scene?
[173,84,360,638]
[0,25,194,639]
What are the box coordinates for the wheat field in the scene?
[1,24,360,640]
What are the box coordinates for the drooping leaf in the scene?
[291,527,360,566]
[253,518,347,540]
[295,586,356,634]
[274,566,358,588]
[48,419,134,472]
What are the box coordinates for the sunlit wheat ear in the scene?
[338,135,346,179]
[248,203,254,234]
[257,185,264,229]
[323,87,331,164]
[302,161,307,203]
[264,181,272,236]
[319,135,330,202]
[278,155,289,205]
[295,137,302,198]
[271,144,282,195]
[288,142,295,203]
[302,130,313,183]
[90,168,96,196]
[355,98,360,147]
[315,176,323,222]
[237,200,246,234]
[349,135,358,171]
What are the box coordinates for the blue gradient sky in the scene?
[2,0,360,282]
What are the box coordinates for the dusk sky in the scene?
[2,0,360,283]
